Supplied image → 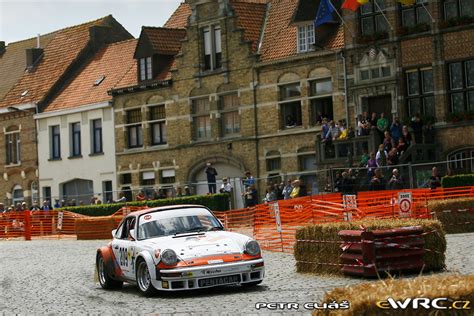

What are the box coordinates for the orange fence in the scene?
[1,187,473,252]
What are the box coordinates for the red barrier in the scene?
[1,186,473,246]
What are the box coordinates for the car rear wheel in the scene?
[242,280,262,287]
[136,259,157,296]
[96,253,123,290]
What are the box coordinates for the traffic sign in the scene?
[398,192,412,217]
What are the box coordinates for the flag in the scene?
[398,0,416,5]
[341,0,369,12]
[314,0,335,27]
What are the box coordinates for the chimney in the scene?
[26,48,44,70]
[0,41,5,56]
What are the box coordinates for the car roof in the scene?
[127,204,210,218]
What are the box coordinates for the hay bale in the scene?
[428,198,474,234]
[314,274,474,315]
[75,216,117,240]
[294,219,446,276]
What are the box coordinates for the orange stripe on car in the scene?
[157,253,261,269]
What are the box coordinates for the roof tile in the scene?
[142,27,187,55]
[45,39,137,112]
[231,0,267,53]
[164,2,191,29]
[0,16,117,108]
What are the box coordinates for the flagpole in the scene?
[373,0,394,31]
[420,1,436,23]
[328,0,355,38]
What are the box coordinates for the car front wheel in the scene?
[136,258,157,296]
[96,253,123,290]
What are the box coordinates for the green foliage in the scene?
[445,111,474,123]
[57,194,230,216]
[441,174,474,188]
[294,219,446,276]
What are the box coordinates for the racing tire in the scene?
[242,280,262,287]
[136,258,158,296]
[96,253,123,290]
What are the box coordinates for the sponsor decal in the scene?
[208,259,224,264]
[144,215,152,220]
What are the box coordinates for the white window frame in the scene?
[203,25,222,71]
[5,128,21,165]
[297,24,315,53]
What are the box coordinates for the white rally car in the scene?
[96,205,264,295]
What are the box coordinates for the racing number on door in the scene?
[119,247,129,267]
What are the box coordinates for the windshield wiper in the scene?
[207,227,224,231]
[186,226,207,233]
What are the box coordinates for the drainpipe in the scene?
[252,66,260,180]
[340,51,349,127]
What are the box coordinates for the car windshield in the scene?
[137,207,223,240]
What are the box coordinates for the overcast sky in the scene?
[0,0,183,44]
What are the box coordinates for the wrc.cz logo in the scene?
[376,298,471,310]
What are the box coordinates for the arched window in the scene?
[12,185,23,205]
[447,148,474,173]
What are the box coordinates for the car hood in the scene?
[140,231,250,260]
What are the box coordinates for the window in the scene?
[141,171,155,186]
[193,98,211,140]
[448,149,474,172]
[401,0,430,28]
[50,125,61,159]
[12,185,23,204]
[5,128,20,165]
[266,151,281,172]
[444,0,474,20]
[360,0,389,36]
[70,122,81,157]
[126,109,143,148]
[42,186,51,203]
[279,83,302,129]
[139,57,153,81]
[102,181,113,204]
[359,66,392,81]
[203,25,222,71]
[161,169,176,184]
[220,94,240,137]
[406,68,434,116]
[309,79,333,124]
[297,24,315,53]
[448,60,474,113]
[299,154,317,171]
[149,105,167,145]
[91,119,102,154]
[121,173,132,185]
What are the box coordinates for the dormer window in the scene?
[297,24,315,53]
[139,57,153,81]
[203,25,222,71]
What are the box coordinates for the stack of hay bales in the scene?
[294,219,446,275]
[314,274,474,315]
[428,198,474,234]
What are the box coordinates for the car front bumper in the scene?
[153,258,264,291]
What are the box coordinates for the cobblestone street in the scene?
[0,233,473,315]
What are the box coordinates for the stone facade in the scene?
[0,109,39,206]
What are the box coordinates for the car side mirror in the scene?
[112,229,117,237]
[129,229,136,240]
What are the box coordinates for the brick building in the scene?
[110,0,346,205]
[338,0,474,176]
[0,16,131,206]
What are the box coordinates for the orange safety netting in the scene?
[1,187,473,252]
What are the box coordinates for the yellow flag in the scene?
[357,0,369,4]
[398,0,416,5]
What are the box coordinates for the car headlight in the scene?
[161,249,178,266]
[245,240,261,256]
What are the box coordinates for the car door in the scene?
[112,216,136,280]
